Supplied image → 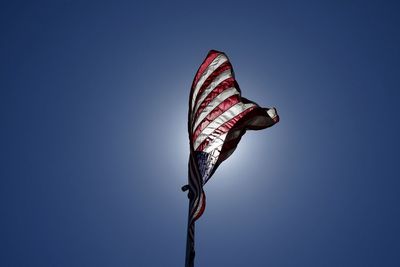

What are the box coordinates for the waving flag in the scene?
[183,50,279,266]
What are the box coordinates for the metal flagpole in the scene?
[182,185,195,267]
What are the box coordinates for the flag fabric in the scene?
[184,50,279,266]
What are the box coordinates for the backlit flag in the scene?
[183,50,279,266]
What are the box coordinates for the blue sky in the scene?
[1,1,399,266]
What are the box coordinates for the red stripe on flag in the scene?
[192,191,206,221]
[192,95,240,142]
[192,62,232,108]
[191,51,220,92]
[193,77,236,122]
[195,106,256,151]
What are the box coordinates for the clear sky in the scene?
[1,1,399,266]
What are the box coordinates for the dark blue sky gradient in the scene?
[1,1,399,266]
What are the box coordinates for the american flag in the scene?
[184,50,279,266]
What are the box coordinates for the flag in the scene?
[183,50,279,266]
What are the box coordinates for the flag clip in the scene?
[181,184,194,199]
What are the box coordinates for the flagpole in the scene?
[183,185,195,267]
[185,205,194,267]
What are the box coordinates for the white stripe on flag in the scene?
[203,133,228,153]
[192,192,204,219]
[191,54,228,110]
[194,103,256,149]
[192,87,239,131]
[192,70,232,117]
